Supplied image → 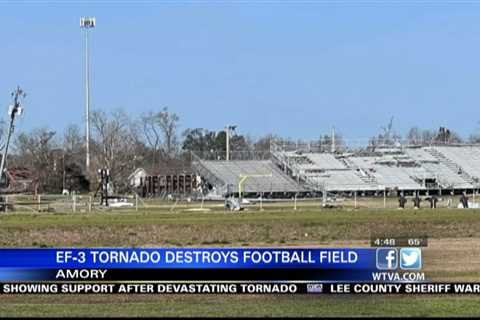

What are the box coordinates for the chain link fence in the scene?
[1,189,478,214]
[0,194,142,214]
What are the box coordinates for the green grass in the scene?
[1,295,480,317]
[0,207,479,247]
[1,207,479,227]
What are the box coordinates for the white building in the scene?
[128,168,148,188]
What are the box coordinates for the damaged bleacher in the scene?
[193,145,480,197]
[193,159,304,197]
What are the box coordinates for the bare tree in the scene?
[252,134,276,160]
[318,132,346,152]
[14,128,59,191]
[91,109,138,191]
[128,118,148,169]
[406,126,462,146]
[406,127,423,145]
[141,111,162,167]
[63,124,83,153]
[139,107,180,164]
[157,107,179,159]
[434,127,462,144]
[61,124,91,192]
[469,134,480,144]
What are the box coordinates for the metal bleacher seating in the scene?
[195,145,480,196]
[197,160,302,194]
[431,146,480,182]
[305,170,373,191]
[405,147,474,188]
[304,153,347,170]
[346,156,423,190]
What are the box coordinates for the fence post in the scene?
[384,188,386,209]
[170,199,179,212]
[37,194,41,212]
[89,196,92,212]
[5,195,7,213]
[322,183,327,208]
[73,195,76,213]
[354,191,357,209]
[135,193,138,212]
[294,193,297,211]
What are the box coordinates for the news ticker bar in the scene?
[0,282,478,294]
[0,248,423,282]
[0,248,373,268]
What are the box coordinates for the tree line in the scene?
[4,108,477,193]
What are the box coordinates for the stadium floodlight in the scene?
[80,17,96,28]
[80,17,95,173]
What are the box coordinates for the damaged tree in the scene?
[90,109,139,192]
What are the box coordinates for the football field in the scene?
[1,205,480,317]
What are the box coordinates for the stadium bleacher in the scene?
[370,166,424,190]
[194,145,480,196]
[305,170,375,191]
[431,146,480,181]
[404,148,438,163]
[304,153,347,170]
[195,160,303,194]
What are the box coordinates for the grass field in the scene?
[1,205,480,317]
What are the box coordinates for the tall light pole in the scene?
[225,125,237,161]
[80,17,95,173]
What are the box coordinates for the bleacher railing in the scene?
[271,138,480,153]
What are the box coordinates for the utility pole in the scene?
[0,86,26,186]
[225,125,237,161]
[226,127,229,161]
[331,126,335,153]
[80,17,95,173]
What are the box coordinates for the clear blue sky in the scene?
[1,1,480,142]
